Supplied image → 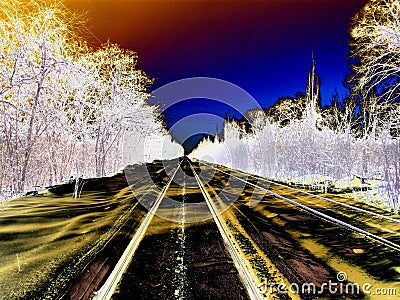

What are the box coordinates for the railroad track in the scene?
[94,163,181,300]
[197,159,400,252]
[94,159,272,300]
[90,158,400,300]
[229,165,400,224]
[189,162,266,300]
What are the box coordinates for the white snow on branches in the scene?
[0,1,183,199]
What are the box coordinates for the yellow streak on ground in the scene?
[236,180,400,299]
[274,184,400,221]
[206,185,300,300]
[132,183,189,236]
[265,212,278,218]
[289,230,400,300]
[0,187,143,299]
[352,248,365,254]
[144,214,182,235]
[203,164,400,299]
[265,185,400,242]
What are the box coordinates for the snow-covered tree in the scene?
[0,1,183,198]
[349,0,400,101]
[192,56,399,212]
[349,0,400,136]
[0,0,79,192]
[76,43,154,177]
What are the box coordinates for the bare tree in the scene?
[0,1,78,192]
[0,1,183,198]
[349,0,400,133]
[192,54,399,211]
[78,43,154,177]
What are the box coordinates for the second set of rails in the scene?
[93,159,400,300]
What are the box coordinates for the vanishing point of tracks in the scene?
[90,158,400,300]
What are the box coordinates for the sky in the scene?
[65,0,367,152]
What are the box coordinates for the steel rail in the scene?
[203,163,400,252]
[189,162,265,300]
[94,163,181,300]
[198,160,400,224]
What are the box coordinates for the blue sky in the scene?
[66,0,367,151]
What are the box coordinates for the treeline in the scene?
[192,0,400,212]
[0,1,182,198]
